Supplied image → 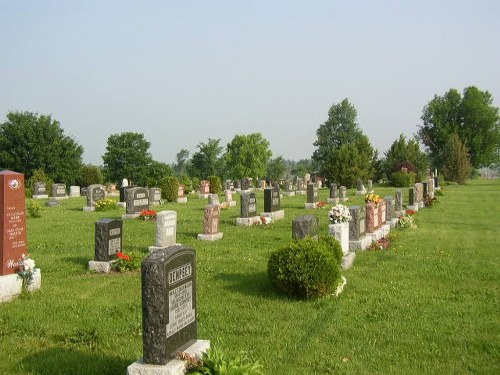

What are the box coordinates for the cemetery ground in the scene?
[1,180,499,375]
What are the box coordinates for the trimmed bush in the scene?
[191,177,200,192]
[389,171,416,187]
[160,176,179,202]
[180,175,192,192]
[268,236,342,299]
[207,175,221,194]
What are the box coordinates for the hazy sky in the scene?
[1,1,499,166]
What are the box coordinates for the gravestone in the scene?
[428,178,435,199]
[365,202,380,233]
[149,188,162,205]
[197,204,223,241]
[224,189,236,207]
[264,187,280,212]
[126,187,150,215]
[139,246,206,366]
[408,187,415,206]
[0,171,42,302]
[339,186,348,202]
[93,219,122,262]
[384,196,396,223]
[378,200,387,226]
[69,186,81,197]
[241,178,251,191]
[306,183,317,204]
[52,183,67,199]
[292,215,319,240]
[149,211,177,252]
[240,192,257,218]
[234,180,241,190]
[395,189,404,213]
[177,185,187,203]
[225,180,234,191]
[415,183,424,204]
[199,180,210,197]
[85,184,106,210]
[208,194,220,206]
[33,182,49,199]
[356,179,367,195]
[367,179,373,192]
[328,183,339,204]
[348,206,365,241]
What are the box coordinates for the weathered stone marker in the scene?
[292,215,318,240]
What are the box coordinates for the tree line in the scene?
[1,86,498,189]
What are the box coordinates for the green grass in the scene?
[1,180,499,374]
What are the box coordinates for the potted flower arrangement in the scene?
[138,209,157,220]
[365,193,382,205]
[327,204,351,254]
[17,254,37,291]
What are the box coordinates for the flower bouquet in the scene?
[138,209,157,220]
[365,193,382,205]
[328,204,351,224]
[17,254,36,290]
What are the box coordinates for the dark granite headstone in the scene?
[306,183,317,203]
[94,219,122,261]
[241,178,251,191]
[126,187,150,214]
[234,180,241,190]
[384,196,395,221]
[52,183,66,198]
[240,192,257,218]
[142,246,197,364]
[87,184,106,207]
[292,215,319,240]
[34,182,47,196]
[422,182,428,198]
[434,176,439,189]
[395,189,404,212]
[225,180,234,191]
[329,183,337,199]
[264,187,280,212]
[408,187,415,206]
[0,171,28,276]
[349,206,365,241]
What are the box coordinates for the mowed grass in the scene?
[1,180,499,374]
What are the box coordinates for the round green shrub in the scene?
[180,175,192,192]
[268,236,342,299]
[191,177,200,191]
[207,175,221,194]
[160,176,179,202]
[389,171,416,187]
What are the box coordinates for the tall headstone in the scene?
[240,192,257,218]
[408,187,415,206]
[177,184,187,203]
[306,183,317,204]
[199,180,210,197]
[52,183,67,199]
[349,206,365,241]
[141,246,198,364]
[0,171,28,276]
[33,182,48,199]
[126,187,150,215]
[292,215,319,240]
[367,180,373,192]
[339,186,348,202]
[149,187,162,205]
[384,196,396,221]
[197,204,223,241]
[86,184,106,208]
[378,200,387,226]
[264,187,280,212]
[94,219,122,262]
[365,202,380,233]
[151,211,177,250]
[329,183,338,200]
[415,183,424,204]
[395,189,404,212]
[234,179,241,190]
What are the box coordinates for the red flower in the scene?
[406,209,415,215]
[117,251,131,261]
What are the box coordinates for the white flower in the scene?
[23,258,35,271]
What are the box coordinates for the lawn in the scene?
[1,179,499,374]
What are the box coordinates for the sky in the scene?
[1,1,499,166]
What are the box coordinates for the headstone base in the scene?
[83,206,95,212]
[327,198,339,204]
[355,190,367,196]
[197,233,223,241]
[70,193,81,198]
[283,191,295,197]
[341,252,356,270]
[122,214,140,219]
[127,340,210,375]
[177,197,188,204]
[32,194,49,199]
[407,205,419,212]
[118,202,126,208]
[0,269,42,303]
[53,196,69,200]
[148,245,181,253]
[366,227,386,242]
[198,194,209,199]
[235,216,261,226]
[304,202,318,209]
[387,218,399,228]
[260,210,285,221]
[225,200,237,207]
[349,236,372,251]
[340,197,349,202]
[88,260,112,273]
[395,210,405,218]
[296,190,306,195]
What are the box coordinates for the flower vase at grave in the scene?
[329,221,349,255]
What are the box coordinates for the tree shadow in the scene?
[18,347,131,375]
[215,271,284,300]
[63,255,92,269]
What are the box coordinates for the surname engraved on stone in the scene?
[168,263,192,285]
[134,198,149,206]
[166,281,195,338]
[109,228,121,236]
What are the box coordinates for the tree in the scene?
[285,159,314,177]
[102,132,153,186]
[187,139,224,179]
[144,160,173,187]
[312,99,375,187]
[0,111,83,184]
[224,133,272,180]
[442,133,473,184]
[77,164,103,187]
[267,156,287,182]
[419,86,500,168]
[384,134,429,183]
[173,148,190,176]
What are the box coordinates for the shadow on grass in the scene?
[215,271,284,299]
[19,347,130,375]
[63,256,91,268]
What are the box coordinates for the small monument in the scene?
[355,179,367,196]
[339,186,348,202]
[197,204,223,241]
[262,187,284,220]
[88,219,123,273]
[123,187,150,218]
[177,185,187,204]
[224,189,236,207]
[348,205,371,251]
[305,183,318,209]
[292,215,319,240]
[395,189,405,217]
[0,171,41,302]
[69,186,81,197]
[149,211,178,252]
[33,182,48,199]
[83,184,106,211]
[127,246,209,374]
[150,187,162,206]
[328,183,339,204]
[198,180,210,199]
[51,183,68,199]
[236,192,260,226]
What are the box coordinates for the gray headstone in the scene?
[384,196,395,221]
[149,187,162,204]
[340,186,347,200]
[306,183,317,203]
[408,187,415,206]
[142,246,197,365]
[264,187,280,212]
[329,183,337,199]
[34,182,47,195]
[415,183,424,203]
[356,179,366,192]
[87,184,106,207]
[52,183,66,198]
[395,189,403,212]
[156,211,177,247]
[208,194,220,206]
[234,180,241,189]
[95,219,122,261]
[292,215,319,240]
[367,180,373,192]
[240,192,257,218]
[126,187,150,214]
[349,206,366,240]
